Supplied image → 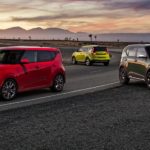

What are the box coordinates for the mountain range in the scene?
[0,27,150,42]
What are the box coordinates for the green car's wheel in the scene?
[119,67,130,84]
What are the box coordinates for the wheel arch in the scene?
[2,78,18,90]
[52,72,66,85]
[146,68,150,74]
[119,65,128,73]
[72,56,77,64]
[145,68,150,79]
[85,56,92,61]
[51,73,65,92]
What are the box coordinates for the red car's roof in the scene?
[0,46,59,51]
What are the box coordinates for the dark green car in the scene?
[119,44,150,88]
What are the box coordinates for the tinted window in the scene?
[22,51,36,62]
[128,47,136,57]
[146,46,150,57]
[94,47,107,51]
[137,48,147,57]
[0,50,23,64]
[37,51,56,62]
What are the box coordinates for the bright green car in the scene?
[72,45,111,66]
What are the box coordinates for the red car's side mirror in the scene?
[20,58,30,64]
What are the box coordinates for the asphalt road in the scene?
[0,81,150,150]
[0,49,121,111]
[0,48,150,150]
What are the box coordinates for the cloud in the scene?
[11,14,97,22]
[1,0,150,33]
[11,11,127,22]
[103,0,150,11]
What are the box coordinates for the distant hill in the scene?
[0,27,77,40]
[0,27,150,42]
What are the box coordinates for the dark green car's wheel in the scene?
[85,58,91,66]
[1,79,17,100]
[119,67,130,84]
[52,74,64,92]
[72,57,77,64]
[146,71,150,89]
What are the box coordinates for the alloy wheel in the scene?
[1,79,17,100]
[119,68,129,84]
[52,74,64,92]
[85,58,91,66]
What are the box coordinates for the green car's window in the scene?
[128,47,137,57]
[146,46,150,57]
[137,48,147,58]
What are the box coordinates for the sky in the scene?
[0,0,150,33]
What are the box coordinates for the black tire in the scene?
[1,79,17,100]
[85,58,91,66]
[119,67,130,84]
[72,57,77,64]
[146,71,150,89]
[104,61,109,66]
[52,74,64,92]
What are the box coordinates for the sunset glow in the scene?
[0,0,150,33]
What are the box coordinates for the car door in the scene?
[127,47,138,77]
[19,50,40,90]
[36,50,55,86]
[80,47,88,62]
[76,48,84,62]
[134,47,147,79]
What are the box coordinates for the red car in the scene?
[0,46,65,100]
